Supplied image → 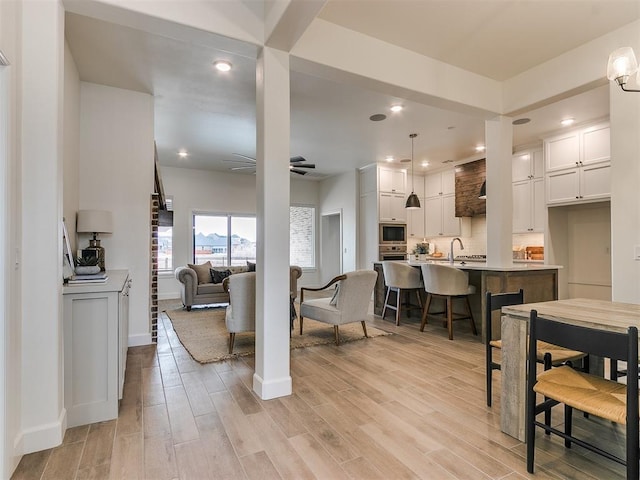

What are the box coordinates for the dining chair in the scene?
[419,263,476,340]
[485,289,524,407]
[381,261,423,326]
[299,270,378,345]
[486,290,589,409]
[526,310,638,479]
[223,272,256,354]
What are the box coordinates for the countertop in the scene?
[63,269,130,294]
[402,260,562,272]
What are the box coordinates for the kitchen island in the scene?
[373,261,561,342]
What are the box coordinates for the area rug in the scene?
[164,306,392,364]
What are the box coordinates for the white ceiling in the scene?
[64,1,633,180]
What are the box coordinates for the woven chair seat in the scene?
[534,365,628,424]
[489,339,585,365]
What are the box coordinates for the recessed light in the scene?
[213,60,232,72]
[421,161,429,167]
[385,155,394,162]
[513,118,531,125]
[370,114,387,121]
[475,145,486,152]
[178,150,188,158]
[561,118,575,126]
[390,105,403,113]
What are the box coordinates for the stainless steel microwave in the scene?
[379,223,407,244]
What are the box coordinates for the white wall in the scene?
[20,0,66,456]
[79,82,154,346]
[63,41,80,254]
[158,167,321,299]
[319,170,358,274]
[0,0,22,475]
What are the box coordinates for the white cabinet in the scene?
[512,148,545,233]
[424,195,460,237]
[378,167,407,223]
[379,192,407,223]
[512,149,543,182]
[513,177,545,233]
[407,173,425,197]
[544,122,610,205]
[407,204,425,238]
[378,167,406,194]
[63,270,130,427]
[424,170,454,198]
[422,170,459,237]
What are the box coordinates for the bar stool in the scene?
[381,261,423,326]
[420,263,477,340]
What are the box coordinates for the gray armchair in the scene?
[299,270,378,345]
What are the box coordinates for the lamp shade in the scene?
[77,210,113,234]
[479,180,487,199]
[405,192,421,209]
[607,47,638,81]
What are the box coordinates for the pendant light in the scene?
[405,133,421,209]
[479,180,487,199]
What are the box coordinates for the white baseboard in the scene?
[128,333,152,347]
[252,373,292,400]
[158,292,179,301]
[18,408,66,455]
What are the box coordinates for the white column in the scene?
[20,0,66,452]
[610,82,640,303]
[253,46,292,400]
[485,116,513,267]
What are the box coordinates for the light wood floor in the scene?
[11,301,626,480]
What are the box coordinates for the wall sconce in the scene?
[607,47,640,92]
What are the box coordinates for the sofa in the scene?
[175,262,302,310]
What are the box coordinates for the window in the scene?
[193,213,256,266]
[290,205,315,268]
[192,208,315,269]
[158,197,173,272]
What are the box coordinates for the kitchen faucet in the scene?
[450,237,464,264]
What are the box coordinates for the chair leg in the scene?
[334,325,340,346]
[526,386,536,474]
[564,404,573,448]
[465,296,477,335]
[361,321,368,338]
[382,286,391,320]
[446,296,454,340]
[395,288,401,326]
[299,316,304,335]
[486,345,493,407]
[420,293,432,331]
[229,333,235,354]
[186,305,192,311]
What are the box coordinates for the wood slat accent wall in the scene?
[455,158,486,217]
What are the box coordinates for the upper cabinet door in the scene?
[545,132,580,172]
[512,152,533,182]
[441,170,455,196]
[424,172,443,197]
[582,124,610,166]
[379,167,406,193]
[408,174,424,197]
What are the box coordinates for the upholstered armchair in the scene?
[299,270,378,345]
[223,272,256,354]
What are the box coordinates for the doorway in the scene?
[321,211,342,284]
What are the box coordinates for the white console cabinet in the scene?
[63,270,131,427]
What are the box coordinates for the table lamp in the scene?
[77,209,113,271]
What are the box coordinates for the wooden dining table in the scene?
[499,298,640,441]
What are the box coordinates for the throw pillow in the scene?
[210,268,232,284]
[329,283,340,306]
[187,261,213,284]
[247,261,256,272]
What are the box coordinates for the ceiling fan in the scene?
[224,153,316,175]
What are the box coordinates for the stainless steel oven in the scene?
[379,245,407,261]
